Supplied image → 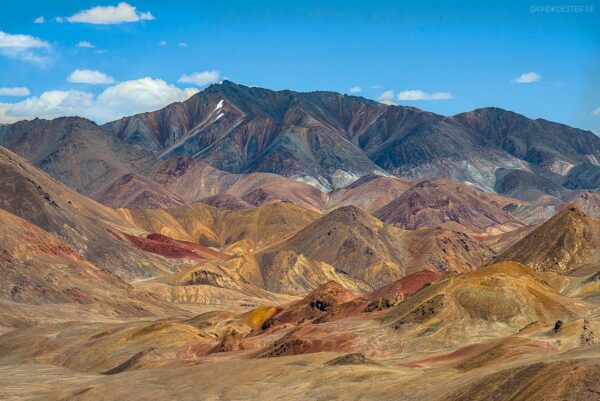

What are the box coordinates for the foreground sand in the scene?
[2,344,599,401]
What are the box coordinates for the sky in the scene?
[0,0,598,133]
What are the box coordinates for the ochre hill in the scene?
[497,207,600,272]
[260,206,495,288]
[0,146,186,280]
[0,208,178,327]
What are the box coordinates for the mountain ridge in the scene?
[1,81,599,208]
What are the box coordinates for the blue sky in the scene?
[0,0,598,133]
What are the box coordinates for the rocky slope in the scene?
[116,201,321,252]
[2,81,600,401]
[260,206,495,288]
[373,178,526,233]
[0,117,185,209]
[0,146,188,280]
[497,207,600,272]
[0,208,178,328]
[325,173,413,213]
[2,82,599,208]
[382,261,591,352]
[152,157,327,211]
[104,82,600,196]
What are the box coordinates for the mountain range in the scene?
[1,81,599,211]
[1,82,599,401]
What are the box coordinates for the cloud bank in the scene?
[0,77,198,124]
[0,31,51,63]
[397,89,453,101]
[0,87,30,96]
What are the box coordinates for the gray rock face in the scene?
[2,81,600,203]
[102,82,600,195]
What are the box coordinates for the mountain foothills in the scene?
[0,82,600,400]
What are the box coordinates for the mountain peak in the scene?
[322,205,379,226]
[497,204,600,272]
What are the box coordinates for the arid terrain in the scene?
[1,83,600,401]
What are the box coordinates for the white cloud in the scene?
[178,42,187,47]
[512,72,541,84]
[178,70,221,86]
[397,89,453,101]
[377,90,396,105]
[66,2,155,24]
[77,41,95,48]
[34,16,45,24]
[593,107,600,116]
[0,87,30,96]
[6,90,95,121]
[0,104,21,124]
[93,78,198,121]
[158,40,167,46]
[348,86,362,94]
[0,31,51,62]
[55,17,64,23]
[1,77,199,124]
[370,84,382,89]
[0,31,49,48]
[67,69,115,85]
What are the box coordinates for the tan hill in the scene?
[117,201,368,295]
[261,206,495,288]
[402,226,497,274]
[325,174,413,213]
[564,190,600,217]
[258,251,372,295]
[0,117,185,209]
[443,358,600,401]
[0,208,177,327]
[135,262,295,307]
[0,146,186,280]
[373,178,526,233]
[0,260,596,401]
[497,207,600,272]
[260,206,407,288]
[118,201,320,252]
[269,281,362,325]
[382,261,591,352]
[153,157,327,211]
[198,194,254,210]
[367,270,443,303]
[94,172,186,209]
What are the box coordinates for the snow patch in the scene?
[586,155,600,166]
[372,169,394,178]
[291,170,367,191]
[330,169,361,189]
[215,112,224,121]
[214,99,224,112]
[548,160,575,176]
[291,175,332,192]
